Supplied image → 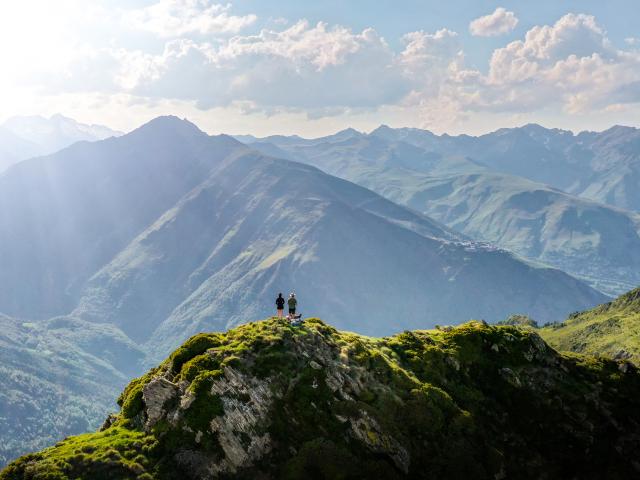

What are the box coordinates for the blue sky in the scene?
[0,0,639,136]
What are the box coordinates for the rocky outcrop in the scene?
[143,378,180,430]
[3,318,640,480]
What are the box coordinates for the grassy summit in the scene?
[541,287,640,362]
[2,318,640,479]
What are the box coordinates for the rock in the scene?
[613,350,633,361]
[445,356,461,371]
[142,377,180,430]
[349,410,410,474]
[309,360,322,370]
[206,368,274,475]
[529,333,547,354]
[499,367,522,388]
[99,413,118,432]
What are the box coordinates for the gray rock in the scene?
[142,377,179,430]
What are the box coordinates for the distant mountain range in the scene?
[0,114,122,172]
[240,124,640,295]
[239,122,640,212]
[0,117,602,344]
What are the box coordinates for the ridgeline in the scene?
[541,287,640,362]
[2,318,639,480]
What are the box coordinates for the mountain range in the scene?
[0,116,611,465]
[3,115,640,469]
[0,116,604,336]
[240,124,640,295]
[0,114,121,172]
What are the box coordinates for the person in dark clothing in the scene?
[288,293,297,317]
[276,293,285,318]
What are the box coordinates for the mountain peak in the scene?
[5,317,640,479]
[324,127,363,142]
[129,116,206,140]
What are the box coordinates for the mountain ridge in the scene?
[2,317,639,479]
[540,287,640,362]
[240,124,640,294]
[0,114,122,173]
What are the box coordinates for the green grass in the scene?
[0,427,158,480]
[540,287,640,361]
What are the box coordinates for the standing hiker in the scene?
[275,293,285,318]
[288,293,297,318]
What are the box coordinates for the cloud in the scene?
[477,14,637,112]
[12,5,640,132]
[402,13,640,129]
[118,21,416,114]
[469,8,518,37]
[125,0,257,37]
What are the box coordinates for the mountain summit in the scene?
[2,318,639,479]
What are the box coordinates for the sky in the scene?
[0,0,639,136]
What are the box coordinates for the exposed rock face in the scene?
[143,378,180,430]
[206,369,273,475]
[3,318,640,480]
[349,410,410,473]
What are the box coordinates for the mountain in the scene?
[540,287,640,363]
[573,125,640,211]
[0,314,143,466]
[364,171,640,295]
[0,117,609,465]
[245,123,640,213]
[3,318,639,479]
[2,114,122,154]
[0,116,605,350]
[242,127,640,295]
[0,116,242,319]
[0,114,122,172]
[239,129,484,179]
[0,127,40,173]
[368,123,640,213]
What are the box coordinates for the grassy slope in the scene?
[2,318,640,480]
[540,287,640,361]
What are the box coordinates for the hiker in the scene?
[288,292,297,318]
[275,293,285,318]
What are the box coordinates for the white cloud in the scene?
[125,0,257,37]
[118,21,415,113]
[469,8,518,37]
[399,12,640,130]
[476,14,638,112]
[5,4,640,134]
